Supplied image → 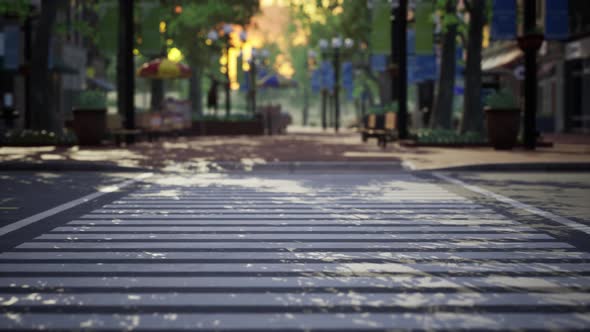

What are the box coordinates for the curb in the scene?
[420,162,590,172]
[0,161,150,173]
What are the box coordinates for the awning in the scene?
[482,48,523,72]
[86,77,115,91]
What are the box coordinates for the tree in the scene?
[166,0,259,118]
[460,0,487,134]
[430,0,458,130]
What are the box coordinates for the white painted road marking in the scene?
[434,173,590,235]
[0,173,152,237]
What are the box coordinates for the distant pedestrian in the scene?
[207,78,219,116]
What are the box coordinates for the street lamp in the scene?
[222,24,234,117]
[319,36,354,133]
[207,30,218,43]
[304,49,317,126]
[319,38,329,130]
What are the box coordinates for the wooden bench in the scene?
[107,113,143,145]
[107,112,193,145]
[360,112,397,147]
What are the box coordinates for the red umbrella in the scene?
[136,58,191,79]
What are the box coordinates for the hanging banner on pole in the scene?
[370,55,387,72]
[408,55,417,84]
[415,0,434,55]
[311,68,321,93]
[320,60,334,93]
[341,62,354,100]
[414,55,437,81]
[2,26,19,70]
[491,0,516,40]
[545,0,569,40]
[370,0,391,55]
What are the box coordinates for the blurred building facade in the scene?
[0,0,111,134]
[482,0,590,134]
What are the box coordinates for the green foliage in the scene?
[2,129,78,146]
[166,0,259,70]
[414,129,486,144]
[55,19,96,42]
[76,90,107,109]
[0,0,30,21]
[368,104,398,115]
[484,89,518,109]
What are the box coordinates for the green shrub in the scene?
[76,90,107,109]
[414,129,486,144]
[485,89,518,109]
[1,129,78,146]
[367,103,398,115]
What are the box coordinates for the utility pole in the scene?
[394,0,408,139]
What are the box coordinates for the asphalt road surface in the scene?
[0,170,589,331]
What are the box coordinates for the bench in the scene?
[361,112,397,147]
[107,113,143,145]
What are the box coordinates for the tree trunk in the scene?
[460,0,485,134]
[117,0,135,142]
[430,0,457,130]
[29,0,59,132]
[189,66,203,118]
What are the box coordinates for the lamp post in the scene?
[318,39,329,130]
[332,37,342,132]
[239,30,249,112]
[392,0,408,139]
[305,49,317,126]
[223,24,233,117]
[319,37,354,133]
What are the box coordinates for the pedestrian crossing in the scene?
[1,173,590,331]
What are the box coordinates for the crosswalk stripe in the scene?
[2,292,590,307]
[78,213,509,219]
[1,276,590,289]
[14,241,572,250]
[1,250,586,261]
[33,233,554,240]
[2,262,590,273]
[51,225,537,233]
[1,313,590,330]
[67,219,519,225]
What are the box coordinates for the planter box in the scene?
[485,108,521,150]
[72,108,107,146]
[191,119,264,136]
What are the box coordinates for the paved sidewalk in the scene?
[0,128,589,171]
